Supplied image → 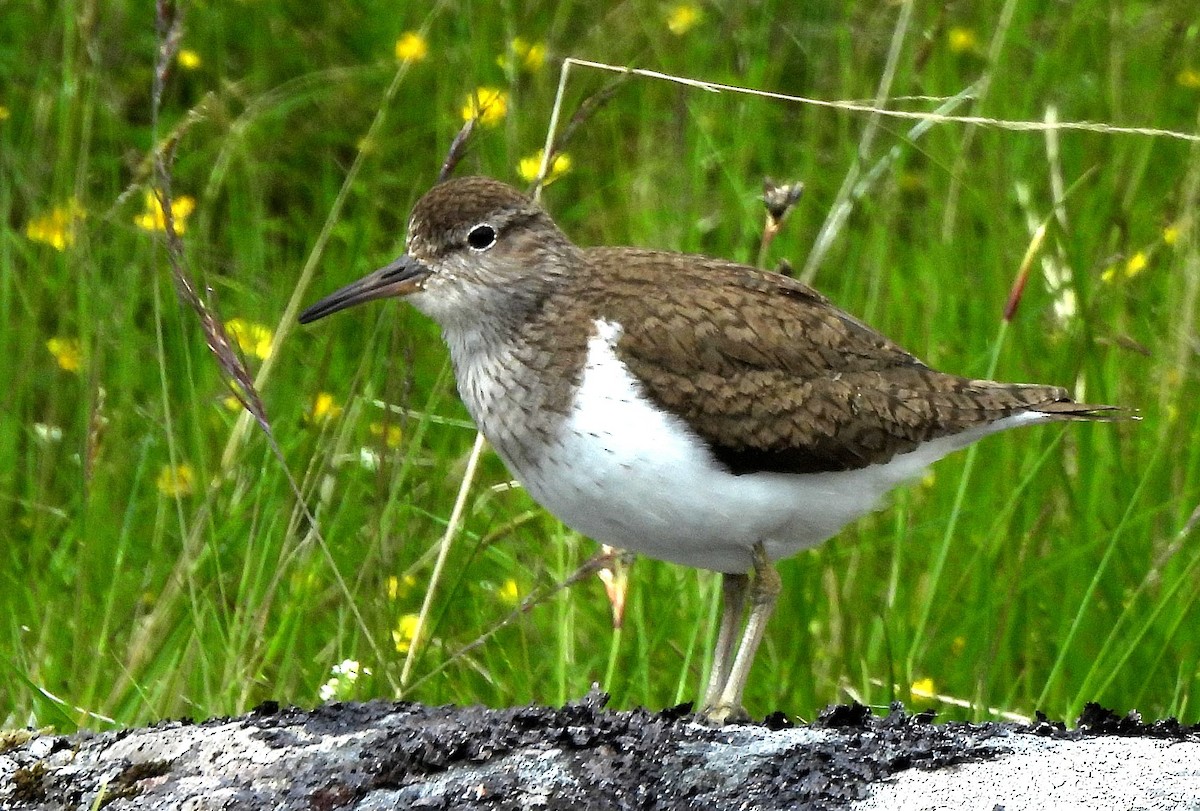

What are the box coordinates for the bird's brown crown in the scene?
[406,176,562,260]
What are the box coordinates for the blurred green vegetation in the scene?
[2,1,1199,730]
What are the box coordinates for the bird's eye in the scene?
[467,223,497,251]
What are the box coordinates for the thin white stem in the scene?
[400,430,488,688]
[558,57,1199,143]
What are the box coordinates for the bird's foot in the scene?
[698,701,751,725]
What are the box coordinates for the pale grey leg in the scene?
[707,543,781,723]
[702,572,749,711]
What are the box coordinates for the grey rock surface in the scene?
[1,694,1197,810]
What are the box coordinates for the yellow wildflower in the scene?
[1102,251,1151,284]
[225,318,274,360]
[499,37,546,73]
[392,613,420,653]
[387,573,418,601]
[0,106,9,121]
[25,200,86,251]
[947,27,980,55]
[461,87,508,126]
[310,392,343,423]
[910,677,935,698]
[395,31,428,63]
[517,150,572,185]
[134,190,196,234]
[1177,68,1200,89]
[177,49,202,70]
[518,40,546,71]
[1163,223,1180,246]
[369,421,403,447]
[1125,251,1148,278]
[666,3,702,35]
[156,463,196,497]
[497,578,521,605]
[46,336,82,372]
[220,380,244,412]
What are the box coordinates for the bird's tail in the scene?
[1027,401,1138,421]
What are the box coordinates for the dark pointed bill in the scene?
[299,255,431,324]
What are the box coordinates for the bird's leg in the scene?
[702,571,749,711]
[707,542,781,723]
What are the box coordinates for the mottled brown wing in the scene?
[584,248,1073,474]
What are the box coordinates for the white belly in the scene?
[488,319,1041,574]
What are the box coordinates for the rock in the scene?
[2,692,1198,810]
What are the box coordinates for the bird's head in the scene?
[299,177,578,329]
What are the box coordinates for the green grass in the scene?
[2,1,1199,731]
